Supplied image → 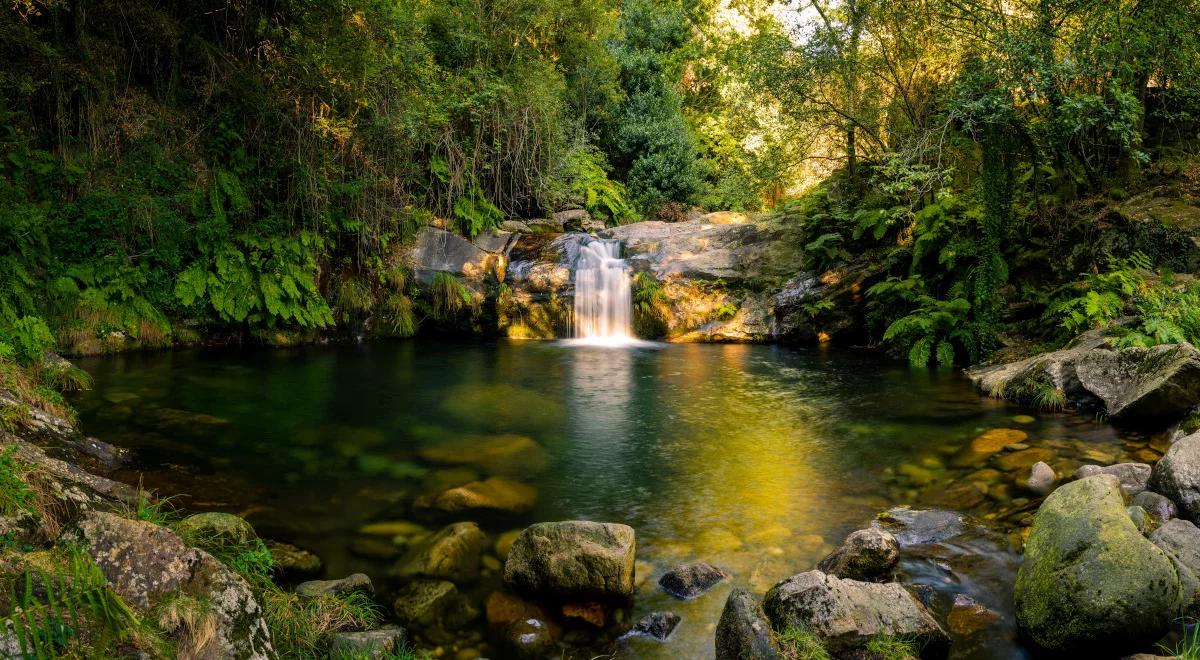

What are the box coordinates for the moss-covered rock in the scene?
[503,520,636,600]
[175,512,257,547]
[1014,475,1182,653]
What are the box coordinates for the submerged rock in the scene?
[393,522,486,583]
[500,618,558,659]
[1014,475,1181,653]
[485,591,552,628]
[715,588,779,660]
[816,528,899,581]
[504,521,636,600]
[658,562,728,599]
[1075,462,1151,496]
[871,506,970,547]
[67,511,273,659]
[295,573,372,598]
[416,434,548,474]
[946,594,1001,636]
[414,477,538,517]
[627,611,680,641]
[762,570,948,657]
[1150,431,1200,520]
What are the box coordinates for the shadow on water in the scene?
[72,339,1150,659]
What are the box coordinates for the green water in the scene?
[72,340,1150,659]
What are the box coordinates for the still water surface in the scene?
[72,340,1142,659]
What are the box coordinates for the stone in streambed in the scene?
[503,521,636,600]
[1150,518,1200,616]
[485,591,552,628]
[175,512,257,546]
[414,477,538,517]
[500,618,557,659]
[715,588,779,660]
[1127,505,1153,534]
[1026,461,1057,495]
[763,571,948,657]
[658,562,728,599]
[626,611,680,641]
[329,625,407,659]
[494,528,522,559]
[1014,475,1182,653]
[393,521,486,583]
[970,428,1028,454]
[392,579,478,636]
[265,540,322,578]
[946,594,1000,636]
[1076,462,1152,497]
[815,528,898,581]
[1132,491,1178,524]
[416,434,548,473]
[1150,431,1200,520]
[295,573,373,598]
[995,448,1055,472]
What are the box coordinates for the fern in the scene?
[5,548,143,658]
[453,187,504,238]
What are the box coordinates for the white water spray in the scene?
[571,239,635,345]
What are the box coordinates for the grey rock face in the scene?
[503,521,636,599]
[1150,517,1200,616]
[763,571,948,656]
[1027,461,1057,495]
[1132,490,1179,523]
[1151,432,1200,520]
[715,588,779,660]
[658,562,728,599]
[295,573,373,598]
[816,528,899,581]
[1075,463,1152,497]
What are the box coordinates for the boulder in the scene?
[658,562,728,599]
[968,336,1200,424]
[1150,518,1200,616]
[815,528,899,581]
[295,573,372,598]
[1150,431,1200,520]
[1014,475,1182,653]
[762,570,948,657]
[173,512,258,547]
[1132,491,1179,523]
[554,209,604,232]
[414,477,538,517]
[264,540,322,578]
[871,507,970,547]
[405,227,516,285]
[715,588,779,660]
[1075,463,1151,496]
[626,611,680,641]
[1027,461,1057,495]
[68,512,272,659]
[391,579,477,638]
[392,522,486,583]
[329,626,407,659]
[503,521,636,600]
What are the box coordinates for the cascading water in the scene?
[571,238,635,344]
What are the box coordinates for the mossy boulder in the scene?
[816,528,899,581]
[503,521,636,600]
[1149,431,1200,520]
[715,588,780,660]
[1014,475,1182,653]
[392,522,486,583]
[175,512,257,547]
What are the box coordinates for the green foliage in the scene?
[453,188,505,239]
[430,273,476,321]
[865,635,919,660]
[559,145,634,224]
[869,277,973,367]
[776,626,830,660]
[263,588,382,659]
[3,547,146,658]
[0,445,35,517]
[1161,624,1200,660]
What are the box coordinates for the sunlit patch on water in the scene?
[71,340,1154,659]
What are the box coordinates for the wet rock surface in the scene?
[815,527,899,581]
[392,522,487,583]
[658,562,728,599]
[1150,431,1200,520]
[626,610,680,641]
[295,572,373,597]
[1075,462,1151,496]
[763,570,948,656]
[503,521,636,599]
[715,588,779,660]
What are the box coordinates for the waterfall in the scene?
[572,238,634,344]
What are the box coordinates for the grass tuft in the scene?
[776,626,830,660]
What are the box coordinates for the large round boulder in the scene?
[762,570,948,657]
[1150,431,1200,520]
[503,521,636,600]
[1014,475,1182,653]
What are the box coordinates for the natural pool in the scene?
[70,340,1157,659]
